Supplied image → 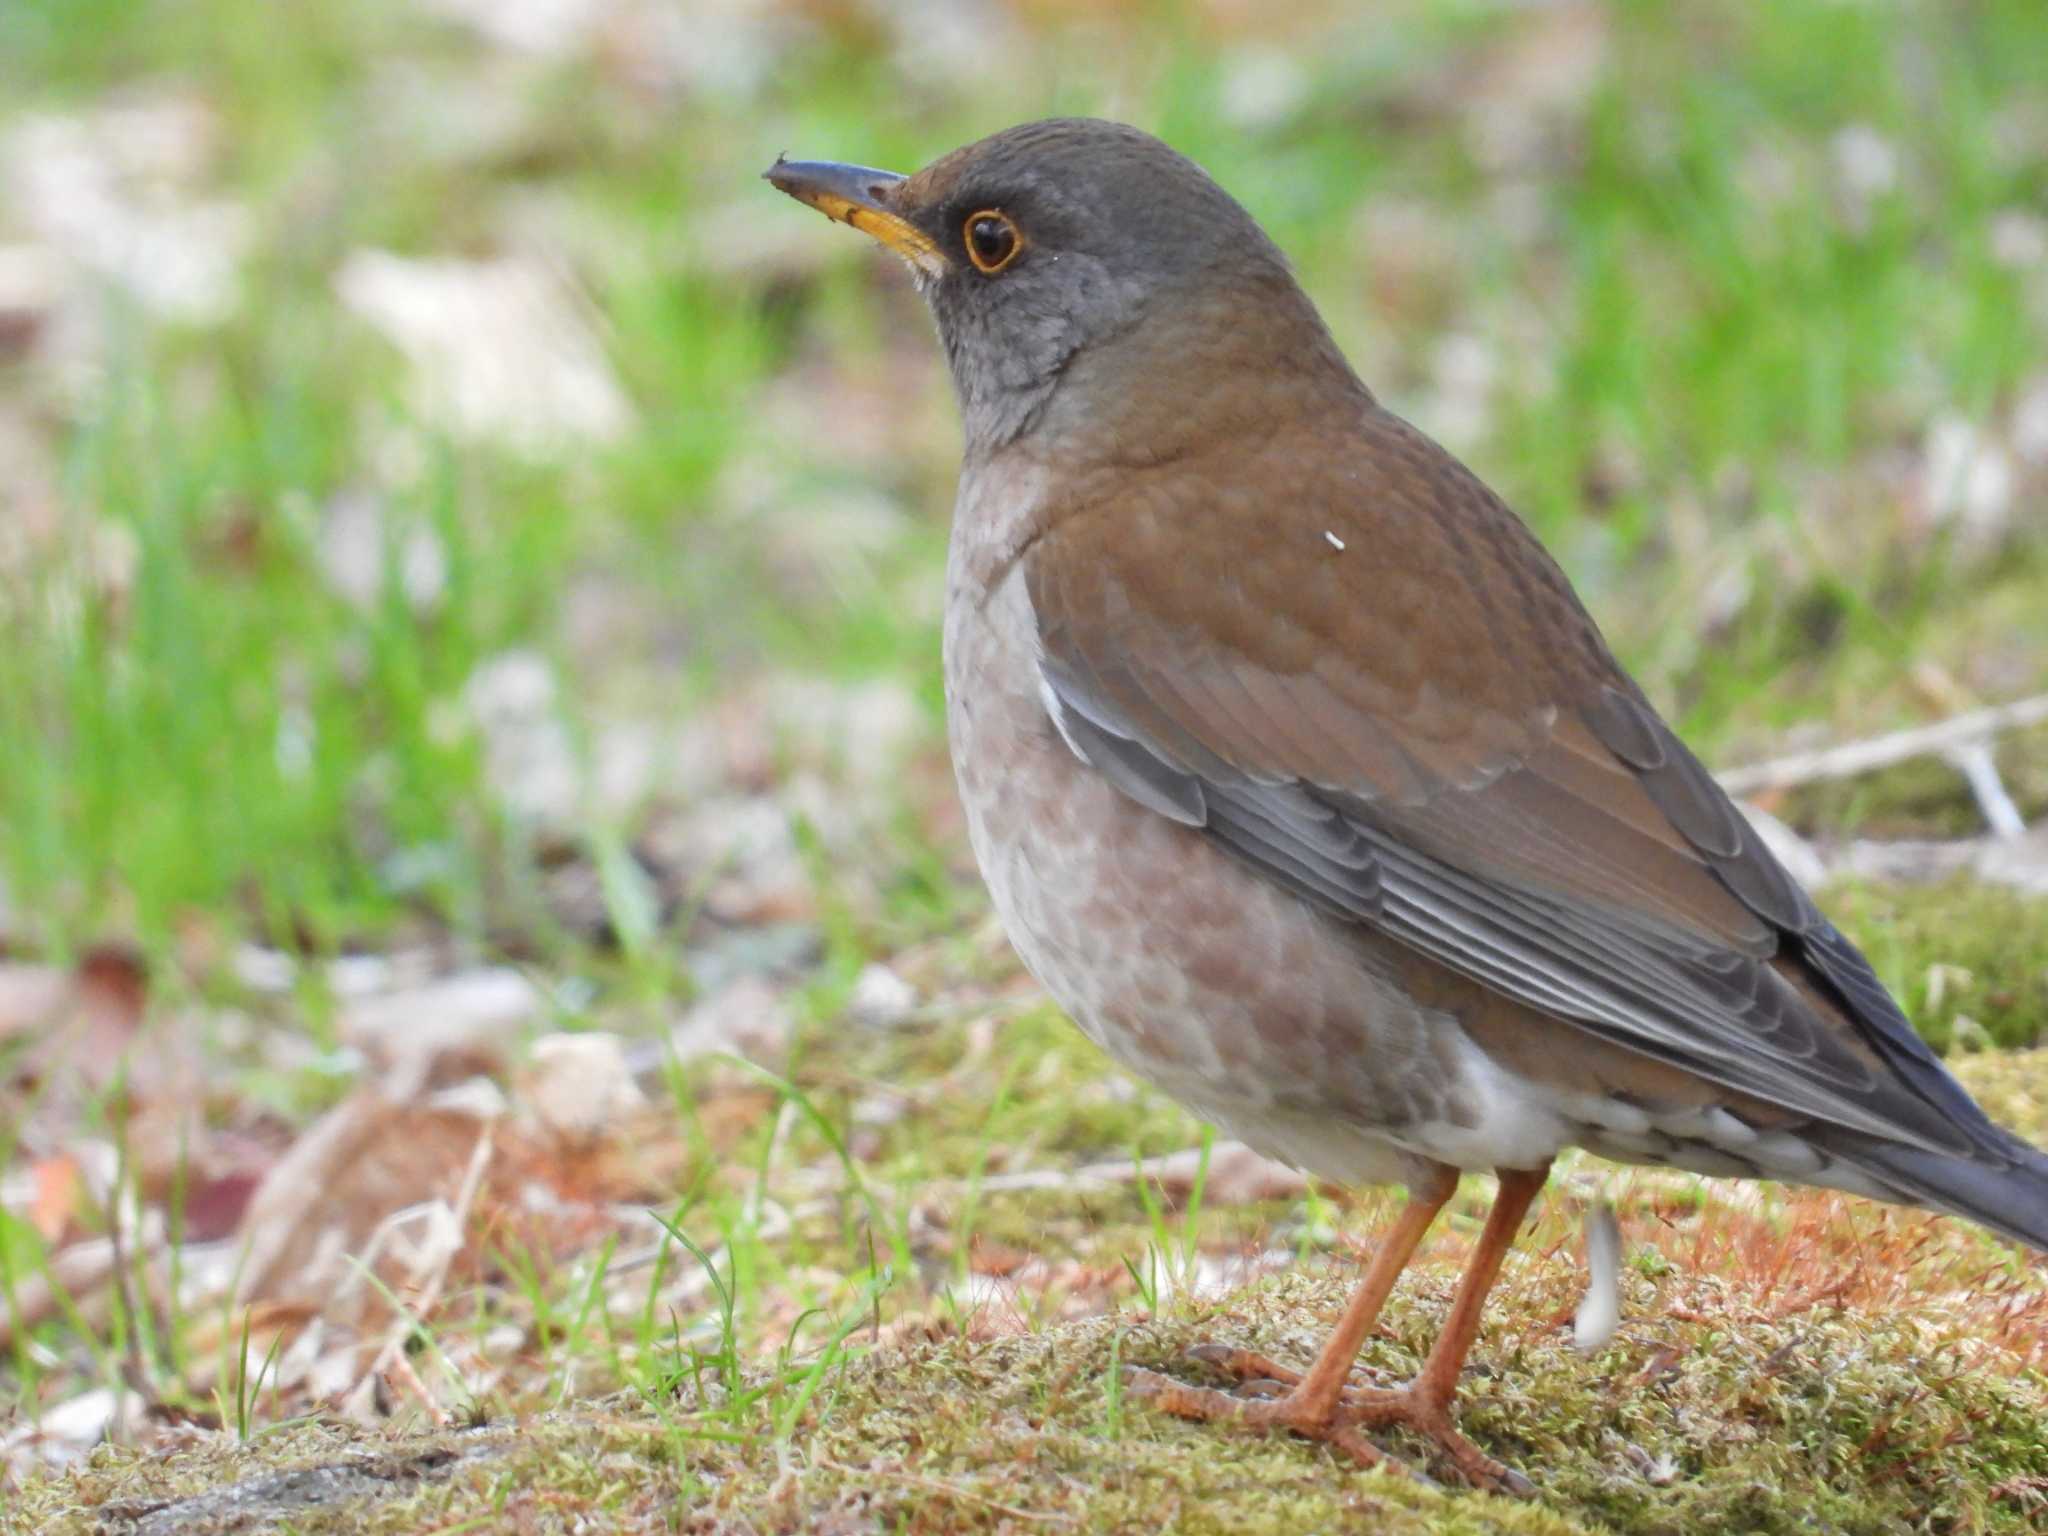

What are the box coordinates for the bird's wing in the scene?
[1021,406,2006,1161]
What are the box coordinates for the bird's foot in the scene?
[1122,1365,1418,1484]
[1124,1347,1534,1498]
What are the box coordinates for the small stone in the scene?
[1922,415,2014,547]
[336,251,631,456]
[522,1032,645,1142]
[1832,123,1899,201]
[846,963,916,1030]
[671,975,792,1067]
[36,1386,143,1455]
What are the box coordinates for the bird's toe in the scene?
[1183,1340,1305,1393]
[1330,1388,1534,1497]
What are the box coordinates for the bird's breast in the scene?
[940,537,1544,1185]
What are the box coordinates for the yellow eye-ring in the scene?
[962,209,1022,274]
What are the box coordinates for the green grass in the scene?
[2,0,2045,959]
[4,0,2048,1530]
[1833,879,2048,1053]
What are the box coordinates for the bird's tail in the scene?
[1834,1133,2048,1254]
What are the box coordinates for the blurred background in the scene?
[4,0,2048,1517]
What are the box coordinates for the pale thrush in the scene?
[767,118,2048,1494]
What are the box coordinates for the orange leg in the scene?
[1125,1164,1548,1496]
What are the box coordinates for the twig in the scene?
[1717,692,2048,794]
[1946,741,2027,839]
[935,1167,1120,1197]
[345,1122,495,1420]
[384,1341,449,1427]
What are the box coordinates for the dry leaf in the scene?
[233,1091,497,1323]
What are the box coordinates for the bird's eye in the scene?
[962,209,1022,274]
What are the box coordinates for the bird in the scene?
[765,118,2048,1495]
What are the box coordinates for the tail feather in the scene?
[1830,1132,2048,1253]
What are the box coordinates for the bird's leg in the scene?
[1123,1167,1454,1476]
[1126,1164,1548,1497]
[1201,1172,1454,1404]
[1334,1164,1549,1495]
[1411,1165,1548,1412]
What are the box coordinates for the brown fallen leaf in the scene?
[0,945,146,1064]
[1,944,168,1162]
[233,1090,499,1324]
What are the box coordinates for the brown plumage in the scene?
[768,119,2048,1495]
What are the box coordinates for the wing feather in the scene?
[1019,405,2014,1164]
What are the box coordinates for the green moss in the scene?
[16,1257,2048,1534]
[1950,1048,2048,1146]
[1826,879,2048,1052]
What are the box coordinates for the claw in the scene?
[1496,1466,1538,1499]
[1235,1376,1291,1400]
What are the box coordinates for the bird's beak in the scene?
[763,157,947,278]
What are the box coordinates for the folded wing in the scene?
[1025,406,2017,1169]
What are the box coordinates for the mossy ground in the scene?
[6,897,2046,1535]
[7,909,2048,1535]
[15,1218,2048,1535]
[6,1054,2045,1535]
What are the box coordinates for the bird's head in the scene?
[766,119,1358,456]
